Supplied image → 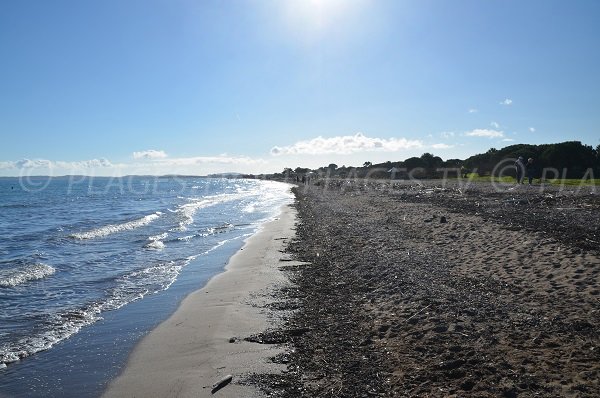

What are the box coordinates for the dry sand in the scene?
[254,180,599,397]
[102,204,297,398]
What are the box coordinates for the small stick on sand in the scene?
[211,374,233,394]
[406,304,431,322]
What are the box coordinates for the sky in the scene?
[1,0,599,176]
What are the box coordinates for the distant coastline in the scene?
[3,140,598,181]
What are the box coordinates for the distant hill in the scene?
[207,172,244,178]
[463,141,599,178]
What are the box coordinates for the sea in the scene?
[0,176,293,397]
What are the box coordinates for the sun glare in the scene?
[282,0,358,40]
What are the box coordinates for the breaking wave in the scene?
[70,212,162,240]
[0,263,56,288]
[173,193,244,231]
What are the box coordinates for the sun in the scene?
[281,0,357,39]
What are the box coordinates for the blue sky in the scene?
[1,0,599,176]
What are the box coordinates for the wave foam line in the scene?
[0,263,56,288]
[70,212,162,240]
[174,193,248,231]
[0,259,188,366]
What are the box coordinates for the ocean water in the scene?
[0,176,293,397]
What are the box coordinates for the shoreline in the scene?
[102,204,297,398]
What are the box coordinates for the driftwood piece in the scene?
[211,374,233,394]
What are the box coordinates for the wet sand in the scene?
[102,205,298,398]
[253,180,599,397]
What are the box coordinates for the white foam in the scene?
[173,193,246,231]
[0,263,56,287]
[148,232,168,241]
[117,262,184,295]
[70,212,162,239]
[144,240,165,250]
[202,233,251,255]
[242,203,257,213]
[0,308,98,365]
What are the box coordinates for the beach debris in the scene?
[406,304,431,322]
[438,359,465,371]
[504,197,529,205]
[251,182,600,396]
[245,328,311,344]
[245,330,288,344]
[440,216,447,223]
[211,374,233,394]
[288,327,311,336]
[228,337,237,343]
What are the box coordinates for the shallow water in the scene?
[0,176,292,396]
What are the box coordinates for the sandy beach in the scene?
[251,180,599,397]
[102,204,298,398]
[101,179,599,397]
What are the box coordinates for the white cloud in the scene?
[153,155,265,166]
[15,159,52,169]
[55,158,113,169]
[431,143,454,149]
[0,161,16,169]
[132,150,168,160]
[529,127,536,132]
[490,121,500,129]
[440,131,455,139]
[2,158,113,170]
[502,138,515,142]
[464,129,505,138]
[468,108,478,113]
[0,154,268,177]
[270,133,424,156]
[499,98,513,106]
[130,149,260,166]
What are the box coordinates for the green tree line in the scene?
[268,141,599,180]
[463,141,600,179]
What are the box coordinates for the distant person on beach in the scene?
[515,156,525,184]
[526,158,535,185]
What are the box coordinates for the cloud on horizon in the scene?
[133,149,168,159]
[464,129,505,138]
[0,154,264,177]
[0,158,113,170]
[270,133,424,156]
[151,155,265,166]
